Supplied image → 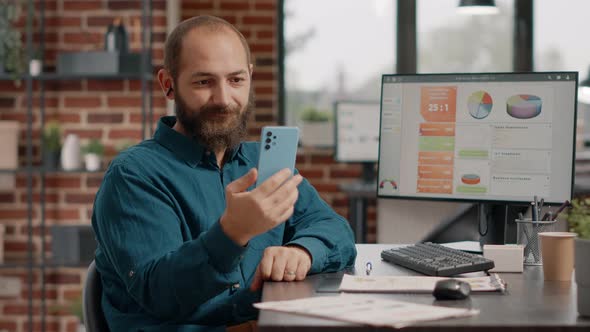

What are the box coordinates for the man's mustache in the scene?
[199,104,240,116]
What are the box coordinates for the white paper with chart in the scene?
[254,294,479,328]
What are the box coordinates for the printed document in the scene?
[339,273,506,293]
[254,294,479,328]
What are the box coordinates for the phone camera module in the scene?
[265,144,271,150]
[266,131,272,137]
[265,138,271,143]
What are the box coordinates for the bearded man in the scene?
[91,15,356,332]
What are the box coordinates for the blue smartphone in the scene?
[256,126,300,187]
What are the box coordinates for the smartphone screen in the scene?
[255,126,300,187]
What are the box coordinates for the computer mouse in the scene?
[433,279,471,300]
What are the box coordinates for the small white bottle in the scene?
[61,134,81,170]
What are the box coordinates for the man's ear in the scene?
[157,68,175,100]
[249,63,254,78]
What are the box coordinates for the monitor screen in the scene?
[378,72,578,204]
[335,101,380,162]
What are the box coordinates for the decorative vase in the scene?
[61,134,81,170]
[84,153,101,171]
[575,238,590,317]
[29,59,42,76]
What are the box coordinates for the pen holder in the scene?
[515,218,556,265]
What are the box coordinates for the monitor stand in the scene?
[361,162,377,185]
[477,203,527,246]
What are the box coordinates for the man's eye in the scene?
[230,77,245,83]
[193,80,210,85]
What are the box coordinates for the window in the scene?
[283,0,395,132]
[534,0,590,149]
[418,0,513,73]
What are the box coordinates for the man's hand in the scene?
[220,168,303,246]
[250,245,312,291]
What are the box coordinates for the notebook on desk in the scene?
[338,273,506,293]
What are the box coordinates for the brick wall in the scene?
[0,1,375,331]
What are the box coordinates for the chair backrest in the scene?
[83,260,110,332]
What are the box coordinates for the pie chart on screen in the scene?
[506,94,542,119]
[468,91,493,119]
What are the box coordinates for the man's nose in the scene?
[211,82,231,106]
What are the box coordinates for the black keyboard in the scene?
[380,242,495,276]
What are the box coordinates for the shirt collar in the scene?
[153,116,250,167]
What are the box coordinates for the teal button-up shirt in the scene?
[92,116,357,332]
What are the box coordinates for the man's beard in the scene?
[175,89,254,151]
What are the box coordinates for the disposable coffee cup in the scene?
[538,232,576,281]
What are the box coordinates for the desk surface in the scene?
[258,244,590,331]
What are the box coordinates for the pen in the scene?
[531,201,538,222]
[552,200,571,220]
[538,198,544,219]
[365,262,372,276]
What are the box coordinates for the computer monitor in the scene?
[377,72,578,205]
[334,101,380,182]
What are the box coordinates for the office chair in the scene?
[83,260,110,332]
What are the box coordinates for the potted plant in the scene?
[82,139,104,171]
[565,198,590,316]
[299,106,334,147]
[0,1,25,80]
[41,121,61,170]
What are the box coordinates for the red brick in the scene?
[21,288,58,300]
[87,16,116,27]
[250,43,274,53]
[87,113,124,124]
[256,30,275,39]
[108,129,143,140]
[253,72,274,81]
[45,16,82,27]
[63,288,83,300]
[330,168,362,178]
[3,304,40,315]
[63,129,103,139]
[64,97,102,108]
[129,112,161,124]
[5,240,36,252]
[332,197,349,208]
[21,96,59,108]
[45,272,81,285]
[220,1,251,10]
[45,208,80,220]
[298,168,324,180]
[108,96,141,108]
[0,113,32,122]
[255,86,274,95]
[183,1,214,11]
[63,32,103,45]
[243,15,274,25]
[23,320,59,332]
[0,97,15,108]
[87,80,125,91]
[55,113,82,123]
[108,0,141,10]
[310,155,335,164]
[45,176,81,188]
[33,31,58,43]
[86,175,103,188]
[44,81,84,91]
[63,1,102,11]
[20,193,59,204]
[0,193,15,203]
[310,183,340,193]
[0,81,25,92]
[0,320,17,331]
[255,2,276,11]
[65,193,96,204]
[0,209,29,219]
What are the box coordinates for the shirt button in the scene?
[231,283,240,290]
[128,270,135,278]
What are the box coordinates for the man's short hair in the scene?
[164,15,252,81]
